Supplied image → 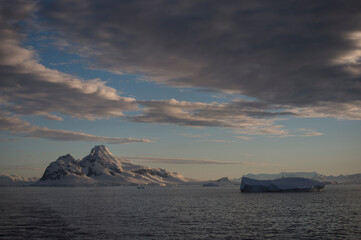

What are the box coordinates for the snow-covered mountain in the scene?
[202,177,239,187]
[235,172,361,184]
[0,173,38,187]
[36,145,189,186]
[322,173,361,184]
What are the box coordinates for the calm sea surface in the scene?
[0,185,360,239]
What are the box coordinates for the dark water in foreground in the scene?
[0,185,360,239]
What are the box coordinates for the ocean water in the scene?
[0,185,360,239]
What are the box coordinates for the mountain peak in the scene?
[87,145,116,163]
[91,145,107,151]
[80,145,121,174]
[90,145,111,155]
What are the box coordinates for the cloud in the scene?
[129,98,303,137]
[39,0,361,118]
[197,139,237,143]
[178,133,209,138]
[296,128,323,137]
[0,113,150,144]
[236,136,254,141]
[131,99,292,130]
[121,156,244,165]
[123,156,280,167]
[27,128,151,144]
[233,126,323,138]
[0,3,296,140]
[290,102,361,120]
[0,2,137,120]
[234,125,290,137]
[179,133,238,142]
[0,1,358,143]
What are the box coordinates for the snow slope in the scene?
[202,177,239,187]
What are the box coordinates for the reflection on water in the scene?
[1,185,360,239]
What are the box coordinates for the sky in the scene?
[0,0,360,180]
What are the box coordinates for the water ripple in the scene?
[0,185,360,239]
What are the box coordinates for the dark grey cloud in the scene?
[0,1,137,120]
[130,98,325,137]
[0,113,150,144]
[0,0,359,142]
[131,98,300,132]
[0,1,296,140]
[40,0,361,110]
[131,99,284,128]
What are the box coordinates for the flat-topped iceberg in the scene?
[240,177,325,192]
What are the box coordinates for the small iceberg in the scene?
[240,177,325,192]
